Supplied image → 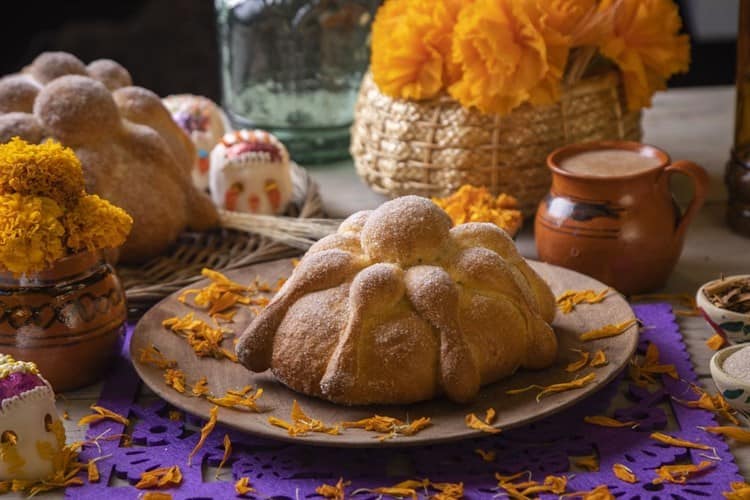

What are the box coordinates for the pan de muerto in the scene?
[236,196,557,405]
[0,52,218,262]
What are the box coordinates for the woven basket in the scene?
[118,163,338,314]
[351,70,642,216]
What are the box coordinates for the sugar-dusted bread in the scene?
[0,52,218,263]
[236,196,557,405]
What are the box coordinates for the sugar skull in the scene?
[162,94,229,192]
[209,129,293,215]
[0,355,65,481]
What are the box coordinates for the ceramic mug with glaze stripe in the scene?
[534,140,709,295]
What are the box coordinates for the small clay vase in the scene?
[535,141,709,295]
[0,251,127,391]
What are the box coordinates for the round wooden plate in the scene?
[131,258,638,448]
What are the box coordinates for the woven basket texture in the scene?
[351,70,642,215]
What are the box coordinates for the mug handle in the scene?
[659,160,710,240]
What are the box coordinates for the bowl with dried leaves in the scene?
[710,343,750,413]
[697,275,750,345]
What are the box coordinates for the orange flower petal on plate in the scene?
[580,319,637,341]
[563,484,615,499]
[465,413,501,434]
[566,349,591,372]
[590,350,608,367]
[557,289,610,314]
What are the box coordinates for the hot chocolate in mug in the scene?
[535,140,709,295]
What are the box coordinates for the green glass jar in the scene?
[216,0,379,163]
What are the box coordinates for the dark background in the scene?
[0,0,738,101]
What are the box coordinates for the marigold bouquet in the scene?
[0,138,132,274]
[371,0,690,114]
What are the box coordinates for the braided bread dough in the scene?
[237,196,557,405]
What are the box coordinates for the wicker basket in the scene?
[351,70,642,216]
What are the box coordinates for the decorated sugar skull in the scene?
[0,355,65,480]
[209,129,293,215]
[162,94,229,191]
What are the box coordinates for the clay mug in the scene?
[535,141,709,295]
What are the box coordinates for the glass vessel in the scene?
[216,0,379,163]
[727,0,750,236]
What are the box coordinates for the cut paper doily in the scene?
[66,303,742,499]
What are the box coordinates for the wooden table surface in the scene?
[54,85,748,498]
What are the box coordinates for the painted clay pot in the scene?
[535,141,709,295]
[0,252,127,391]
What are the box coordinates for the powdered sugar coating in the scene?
[236,196,557,405]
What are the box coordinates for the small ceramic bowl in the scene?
[696,275,750,345]
[710,343,750,413]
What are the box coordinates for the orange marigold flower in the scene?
[371,0,465,101]
[597,0,690,110]
[449,0,549,115]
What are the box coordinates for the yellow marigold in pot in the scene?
[0,137,84,208]
[0,193,66,274]
[597,0,690,110]
[371,0,465,100]
[63,194,133,253]
[0,138,132,275]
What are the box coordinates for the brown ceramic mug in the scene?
[535,140,709,295]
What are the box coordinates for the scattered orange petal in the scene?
[316,478,349,499]
[557,289,609,314]
[235,476,255,496]
[706,333,727,351]
[341,414,430,441]
[188,406,218,466]
[566,350,590,372]
[612,463,638,483]
[134,465,183,489]
[724,481,750,500]
[590,350,608,367]
[562,484,615,499]
[474,448,496,462]
[215,434,232,479]
[164,368,186,393]
[78,405,129,427]
[580,319,637,341]
[87,460,100,483]
[583,416,636,428]
[507,372,596,401]
[573,454,599,472]
[465,413,501,434]
[269,401,339,437]
[138,345,176,369]
[702,426,750,443]
[652,460,715,484]
[650,432,711,450]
